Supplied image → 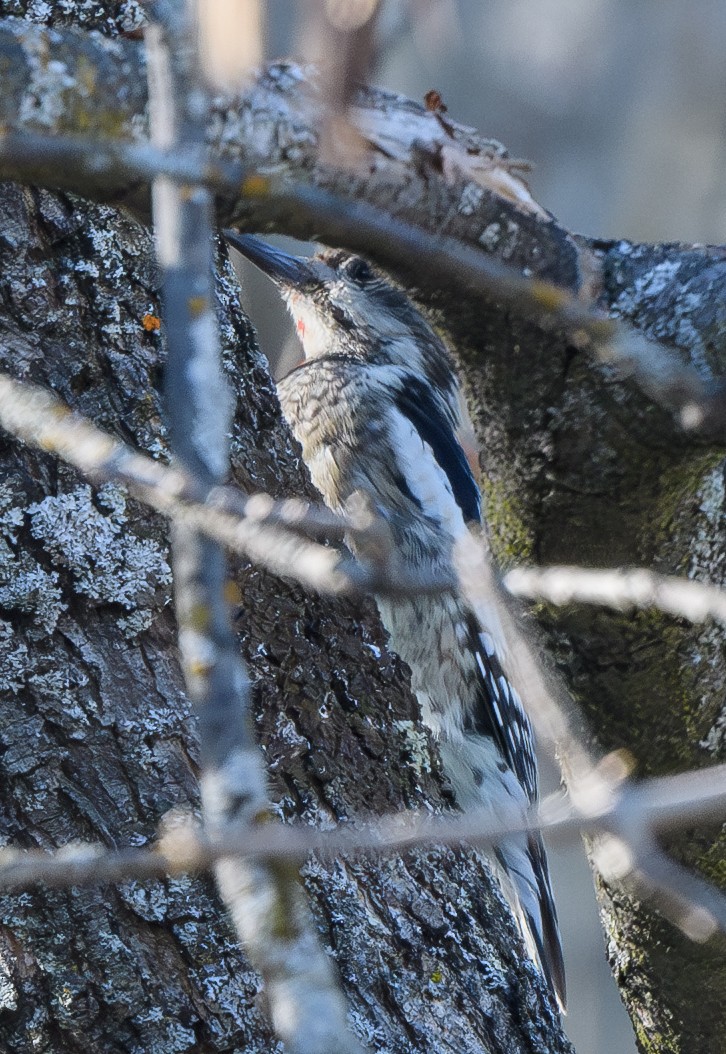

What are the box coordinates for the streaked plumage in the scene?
[226,231,566,1009]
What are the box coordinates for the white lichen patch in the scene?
[118,880,170,923]
[0,621,28,694]
[478,219,521,260]
[0,944,18,1011]
[53,0,146,33]
[28,665,91,731]
[674,289,710,369]
[458,182,484,217]
[701,713,726,755]
[0,481,65,633]
[610,253,717,374]
[478,222,502,251]
[84,212,131,286]
[690,465,726,580]
[0,481,25,540]
[634,259,682,300]
[128,1016,197,1054]
[610,259,682,319]
[27,483,171,635]
[24,1,53,25]
[194,964,261,1021]
[17,24,78,130]
[393,719,433,775]
[111,671,191,754]
[688,464,726,754]
[117,608,155,637]
[273,712,310,754]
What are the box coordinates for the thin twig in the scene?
[4,125,725,439]
[234,181,726,439]
[3,762,726,939]
[0,19,724,440]
[505,565,726,625]
[300,0,383,112]
[454,531,726,940]
[455,533,602,793]
[0,127,244,194]
[147,9,364,1052]
[3,366,725,938]
[0,372,455,598]
[9,373,726,624]
[2,383,725,947]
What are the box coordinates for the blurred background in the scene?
[228,3,726,1050]
[268,0,726,244]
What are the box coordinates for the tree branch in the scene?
[2,761,726,940]
[2,20,724,441]
[0,372,455,597]
[145,11,362,1053]
[505,565,726,625]
[2,15,725,1048]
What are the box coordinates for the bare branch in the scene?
[198,0,263,91]
[2,21,724,1035]
[4,359,724,945]
[0,21,722,442]
[455,532,602,792]
[2,762,726,941]
[0,127,244,196]
[300,0,383,114]
[0,372,455,598]
[593,830,726,943]
[505,565,726,625]
[146,10,365,1052]
[454,532,726,940]
[0,18,720,440]
[3,362,724,942]
[230,184,726,440]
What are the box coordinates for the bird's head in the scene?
[225,231,458,406]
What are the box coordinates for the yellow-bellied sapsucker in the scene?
[226,231,566,1009]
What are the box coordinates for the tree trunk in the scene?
[450,239,726,1054]
[0,8,572,1053]
[0,5,725,1053]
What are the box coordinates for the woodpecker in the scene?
[226,231,566,1009]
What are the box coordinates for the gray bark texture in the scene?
[0,5,724,1054]
[0,93,571,1054]
[0,5,572,1054]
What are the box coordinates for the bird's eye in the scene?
[330,303,355,330]
[345,258,372,284]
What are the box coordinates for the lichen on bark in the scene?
[0,130,571,1054]
[1,7,726,1051]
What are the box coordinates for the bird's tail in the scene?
[495,832,567,1011]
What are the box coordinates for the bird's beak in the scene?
[224,231,317,290]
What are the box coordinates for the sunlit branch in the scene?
[454,532,726,940]
[0,127,244,195]
[2,761,726,937]
[233,182,726,438]
[505,565,726,625]
[0,16,723,439]
[0,372,455,598]
[146,8,365,1052]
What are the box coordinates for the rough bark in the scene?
[0,178,574,1054]
[0,6,725,1054]
[0,7,574,1053]
[451,237,726,1054]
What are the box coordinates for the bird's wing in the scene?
[393,374,481,525]
[465,615,539,803]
